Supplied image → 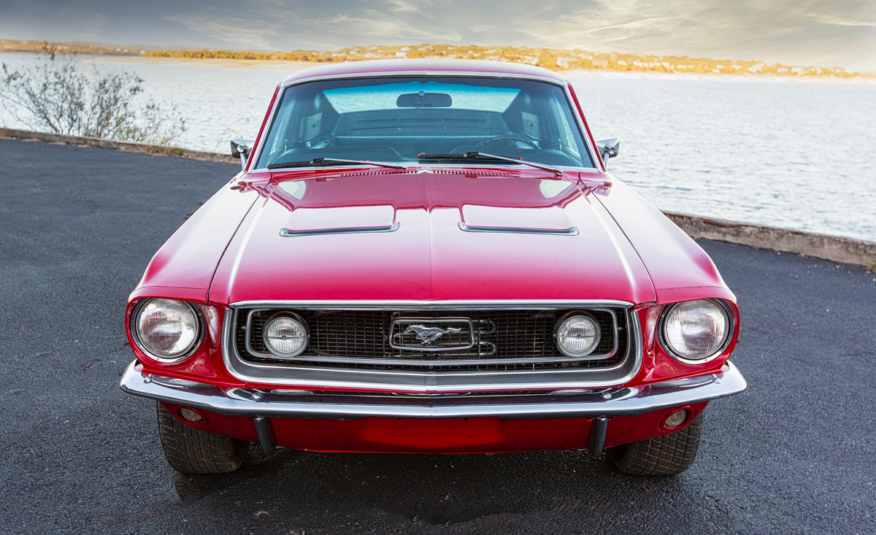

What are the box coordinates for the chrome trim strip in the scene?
[119,361,746,419]
[149,376,214,389]
[242,308,617,364]
[252,353,616,367]
[282,70,568,88]
[247,70,602,175]
[220,306,643,392]
[229,299,634,310]
[280,223,399,237]
[232,308,630,373]
[244,308,274,359]
[458,223,579,236]
[388,317,476,352]
[562,81,604,173]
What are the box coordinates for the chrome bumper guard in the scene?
[120,361,746,420]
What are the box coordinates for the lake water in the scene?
[2,53,874,242]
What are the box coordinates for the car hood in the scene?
[207,168,657,305]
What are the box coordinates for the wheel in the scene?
[156,402,249,474]
[608,413,705,476]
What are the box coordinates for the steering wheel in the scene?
[475,135,539,149]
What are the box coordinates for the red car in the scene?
[121,59,745,476]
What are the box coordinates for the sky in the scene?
[1,0,875,70]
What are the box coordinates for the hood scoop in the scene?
[459,205,578,235]
[280,205,398,237]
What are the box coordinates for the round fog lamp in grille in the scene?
[263,314,308,358]
[555,313,601,357]
[663,409,690,429]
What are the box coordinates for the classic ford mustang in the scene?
[120,59,746,476]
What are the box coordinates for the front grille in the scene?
[234,308,629,372]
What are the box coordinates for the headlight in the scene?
[134,298,201,361]
[662,299,730,362]
[555,313,601,357]
[263,313,309,358]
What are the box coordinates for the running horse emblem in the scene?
[403,325,463,345]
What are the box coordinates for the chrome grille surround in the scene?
[222,301,643,392]
[239,309,622,367]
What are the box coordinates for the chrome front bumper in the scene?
[119,360,746,420]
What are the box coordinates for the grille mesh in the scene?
[235,309,628,372]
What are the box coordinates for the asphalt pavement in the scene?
[1,138,874,535]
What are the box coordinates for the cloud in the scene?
[162,13,281,49]
[505,0,875,69]
[318,13,463,43]
[0,0,873,69]
[809,14,876,27]
[386,0,424,13]
[586,17,681,34]
[71,13,107,41]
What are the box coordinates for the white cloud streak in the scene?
[810,14,876,27]
[162,13,281,49]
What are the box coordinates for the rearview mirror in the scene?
[595,138,620,167]
[397,92,452,108]
[230,138,255,171]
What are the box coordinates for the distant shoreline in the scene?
[2,39,873,82]
[2,52,872,85]
[563,69,876,84]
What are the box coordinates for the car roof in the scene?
[280,59,568,86]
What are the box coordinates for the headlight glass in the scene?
[135,298,200,360]
[663,300,730,361]
[263,314,308,358]
[555,314,601,357]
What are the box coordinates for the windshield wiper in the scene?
[267,158,407,171]
[417,152,563,176]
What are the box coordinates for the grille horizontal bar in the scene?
[234,308,629,373]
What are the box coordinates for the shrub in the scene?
[1,48,185,146]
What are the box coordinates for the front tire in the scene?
[608,413,704,476]
[156,402,248,474]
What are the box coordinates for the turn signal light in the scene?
[663,409,690,429]
[179,407,204,423]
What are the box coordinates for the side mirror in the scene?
[230,139,255,171]
[595,138,620,167]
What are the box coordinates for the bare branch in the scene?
[0,49,185,146]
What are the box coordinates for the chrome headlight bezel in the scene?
[553,311,602,358]
[658,299,733,364]
[130,298,204,363]
[262,312,310,359]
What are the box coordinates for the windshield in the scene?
[254,76,594,170]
